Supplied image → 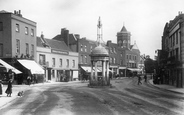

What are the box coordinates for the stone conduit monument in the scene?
[89,17,111,87]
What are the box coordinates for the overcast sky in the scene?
[0,0,184,59]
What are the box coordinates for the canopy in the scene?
[119,66,126,69]
[18,60,44,74]
[127,68,141,72]
[81,66,92,72]
[0,59,22,74]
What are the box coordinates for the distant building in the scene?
[53,25,140,78]
[37,34,79,82]
[160,11,184,87]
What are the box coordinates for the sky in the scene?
[0,0,184,59]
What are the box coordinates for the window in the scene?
[52,70,55,78]
[0,22,3,31]
[72,60,75,68]
[121,54,123,57]
[31,29,34,36]
[85,55,87,63]
[25,27,28,35]
[114,48,116,53]
[16,39,20,55]
[26,43,29,55]
[0,43,3,57]
[39,54,45,65]
[52,58,55,67]
[80,55,83,63]
[121,60,123,65]
[135,56,137,60]
[66,59,69,67]
[16,24,19,32]
[176,31,178,44]
[60,59,62,67]
[110,57,112,63]
[114,58,116,64]
[31,44,34,57]
[84,45,87,52]
[90,46,93,52]
[110,47,113,53]
[127,55,129,59]
[129,55,131,60]
[80,44,83,51]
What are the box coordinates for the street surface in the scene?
[0,77,184,115]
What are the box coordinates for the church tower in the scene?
[117,25,131,49]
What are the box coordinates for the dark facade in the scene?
[159,12,184,87]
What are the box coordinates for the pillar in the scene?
[95,61,98,81]
[102,60,105,84]
[106,61,110,85]
[90,61,94,83]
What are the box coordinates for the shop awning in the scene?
[0,59,22,74]
[18,60,44,74]
[81,66,92,72]
[119,66,126,69]
[127,68,141,72]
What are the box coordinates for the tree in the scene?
[144,55,156,73]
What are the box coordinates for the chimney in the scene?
[74,34,80,39]
[61,28,69,46]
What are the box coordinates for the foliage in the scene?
[144,55,156,73]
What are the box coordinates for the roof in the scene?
[37,37,71,51]
[91,45,109,56]
[121,26,127,32]
[0,10,10,13]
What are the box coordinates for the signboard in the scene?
[51,49,69,55]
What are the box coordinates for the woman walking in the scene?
[5,79,12,97]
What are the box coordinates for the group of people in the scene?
[0,69,14,97]
[137,74,147,85]
[0,79,13,97]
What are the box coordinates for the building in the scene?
[160,12,184,87]
[0,10,44,84]
[0,10,36,60]
[37,34,79,82]
[53,25,140,78]
[117,25,140,77]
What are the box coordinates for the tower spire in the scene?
[97,17,104,46]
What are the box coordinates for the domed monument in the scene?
[89,17,110,87]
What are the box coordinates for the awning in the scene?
[0,59,22,74]
[127,68,141,72]
[18,60,44,74]
[81,66,92,72]
[119,66,127,69]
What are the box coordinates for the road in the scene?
[0,77,184,115]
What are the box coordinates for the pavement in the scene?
[148,79,184,94]
[0,79,184,110]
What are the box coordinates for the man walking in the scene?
[138,75,142,85]
[144,74,147,82]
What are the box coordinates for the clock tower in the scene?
[117,25,131,49]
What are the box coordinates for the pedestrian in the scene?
[138,75,142,85]
[27,76,31,86]
[0,80,3,95]
[144,74,147,82]
[5,79,12,97]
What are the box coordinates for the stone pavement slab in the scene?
[149,79,184,94]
